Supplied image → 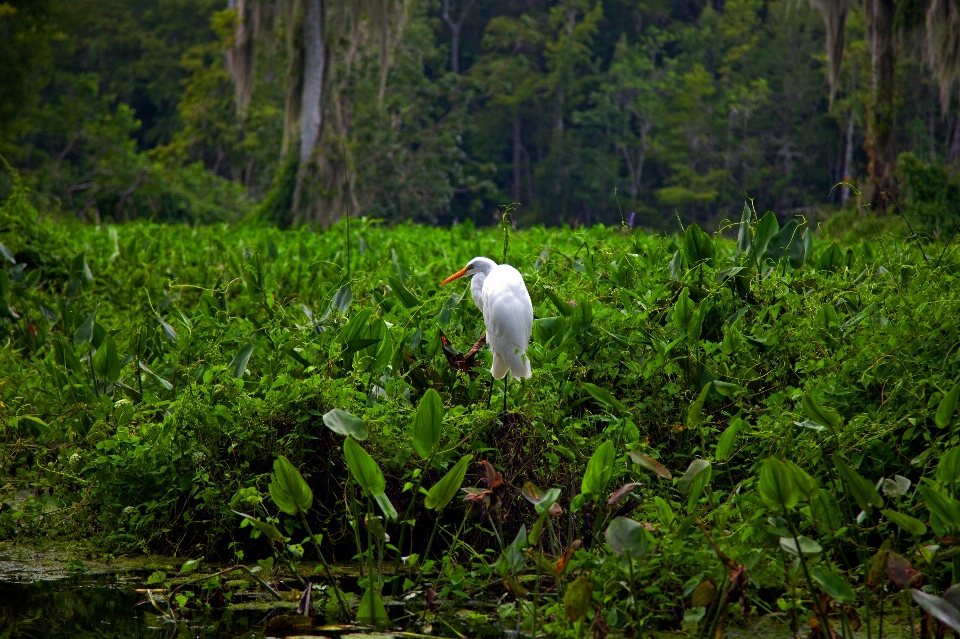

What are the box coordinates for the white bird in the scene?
[441,257,533,408]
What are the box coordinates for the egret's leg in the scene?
[486,377,494,409]
[503,376,509,413]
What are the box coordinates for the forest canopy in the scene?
[1,0,959,230]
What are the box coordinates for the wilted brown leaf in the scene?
[554,539,582,578]
[691,580,716,608]
[886,552,923,588]
[628,451,672,479]
[607,482,642,507]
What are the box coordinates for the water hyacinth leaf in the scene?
[564,574,593,622]
[832,454,883,514]
[810,566,855,604]
[686,382,712,430]
[715,418,744,461]
[737,203,752,256]
[608,482,642,507]
[759,458,799,512]
[179,557,203,574]
[881,509,927,536]
[582,382,629,416]
[322,408,368,440]
[387,275,420,309]
[683,222,715,267]
[139,361,173,391]
[332,283,353,313]
[425,455,473,511]
[936,384,960,429]
[412,388,443,459]
[677,459,711,495]
[911,590,960,634]
[230,343,254,378]
[373,492,398,522]
[802,394,842,433]
[936,446,960,486]
[92,333,121,382]
[269,455,313,516]
[629,451,672,479]
[605,517,649,558]
[581,440,616,499]
[779,536,822,555]
[344,438,386,496]
[357,587,389,624]
[233,510,285,543]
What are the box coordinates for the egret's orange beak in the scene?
[441,267,469,286]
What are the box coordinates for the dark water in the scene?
[0,575,270,639]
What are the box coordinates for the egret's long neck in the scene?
[470,272,486,310]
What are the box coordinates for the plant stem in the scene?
[298,511,350,620]
[626,550,642,633]
[391,454,435,595]
[786,516,833,639]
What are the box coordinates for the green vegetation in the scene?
[3,173,960,635]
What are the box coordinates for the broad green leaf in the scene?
[374,492,398,521]
[533,487,562,516]
[677,459,711,495]
[818,243,845,272]
[564,574,593,622]
[582,382,629,416]
[918,484,960,534]
[683,223,715,267]
[0,241,14,264]
[74,310,97,345]
[810,566,855,604]
[357,587,389,624]
[233,510,285,543]
[686,382,712,430]
[269,455,313,515]
[179,557,203,574]
[783,460,818,500]
[581,440,615,499]
[736,203,752,256]
[751,211,779,259]
[911,590,960,634]
[936,384,960,429]
[139,361,173,391]
[672,288,694,333]
[779,535,822,555]
[810,489,843,532]
[424,455,473,511]
[323,408,368,440]
[766,220,800,263]
[344,438,386,496]
[881,509,927,536]
[230,343,254,378]
[833,454,883,514]
[497,525,528,576]
[605,517,649,558]
[158,316,178,344]
[412,388,443,459]
[715,418,744,461]
[759,458,799,512]
[332,283,352,313]
[92,333,121,382]
[387,275,420,309]
[801,394,842,434]
[936,446,960,487]
[788,227,810,268]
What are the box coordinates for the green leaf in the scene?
[158,316,178,344]
[497,525,528,576]
[810,489,843,532]
[758,458,799,512]
[269,455,313,516]
[605,517,649,558]
[715,418,744,461]
[344,438,386,496]
[230,343,254,378]
[672,288,695,333]
[677,459,711,495]
[233,510,285,543]
[751,211,780,260]
[374,492,398,521]
[818,243,845,272]
[832,454,883,514]
[387,275,420,309]
[779,536,822,555]
[737,203,753,256]
[911,590,960,634]
[881,509,927,536]
[581,440,615,499]
[683,223,715,267]
[533,487,562,516]
[918,484,960,533]
[582,382,629,416]
[92,333,121,382]
[74,310,97,345]
[937,447,960,486]
[936,384,960,429]
[139,361,173,391]
[332,284,352,313]
[686,382,712,430]
[810,566,855,604]
[425,455,473,511]
[783,460,818,500]
[788,227,811,268]
[322,408,368,440]
[357,587,389,624]
[801,394,842,434]
[0,241,15,264]
[766,220,800,263]
[179,557,203,574]
[412,388,444,459]
[564,574,593,622]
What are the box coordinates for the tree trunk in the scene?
[442,0,476,74]
[512,112,521,203]
[841,111,855,205]
[866,0,897,211]
[299,0,325,166]
[950,114,960,163]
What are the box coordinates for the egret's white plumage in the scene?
[441,257,533,379]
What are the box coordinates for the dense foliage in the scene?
[2,0,960,230]
[3,176,960,634]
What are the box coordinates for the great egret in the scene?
[441,257,533,410]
